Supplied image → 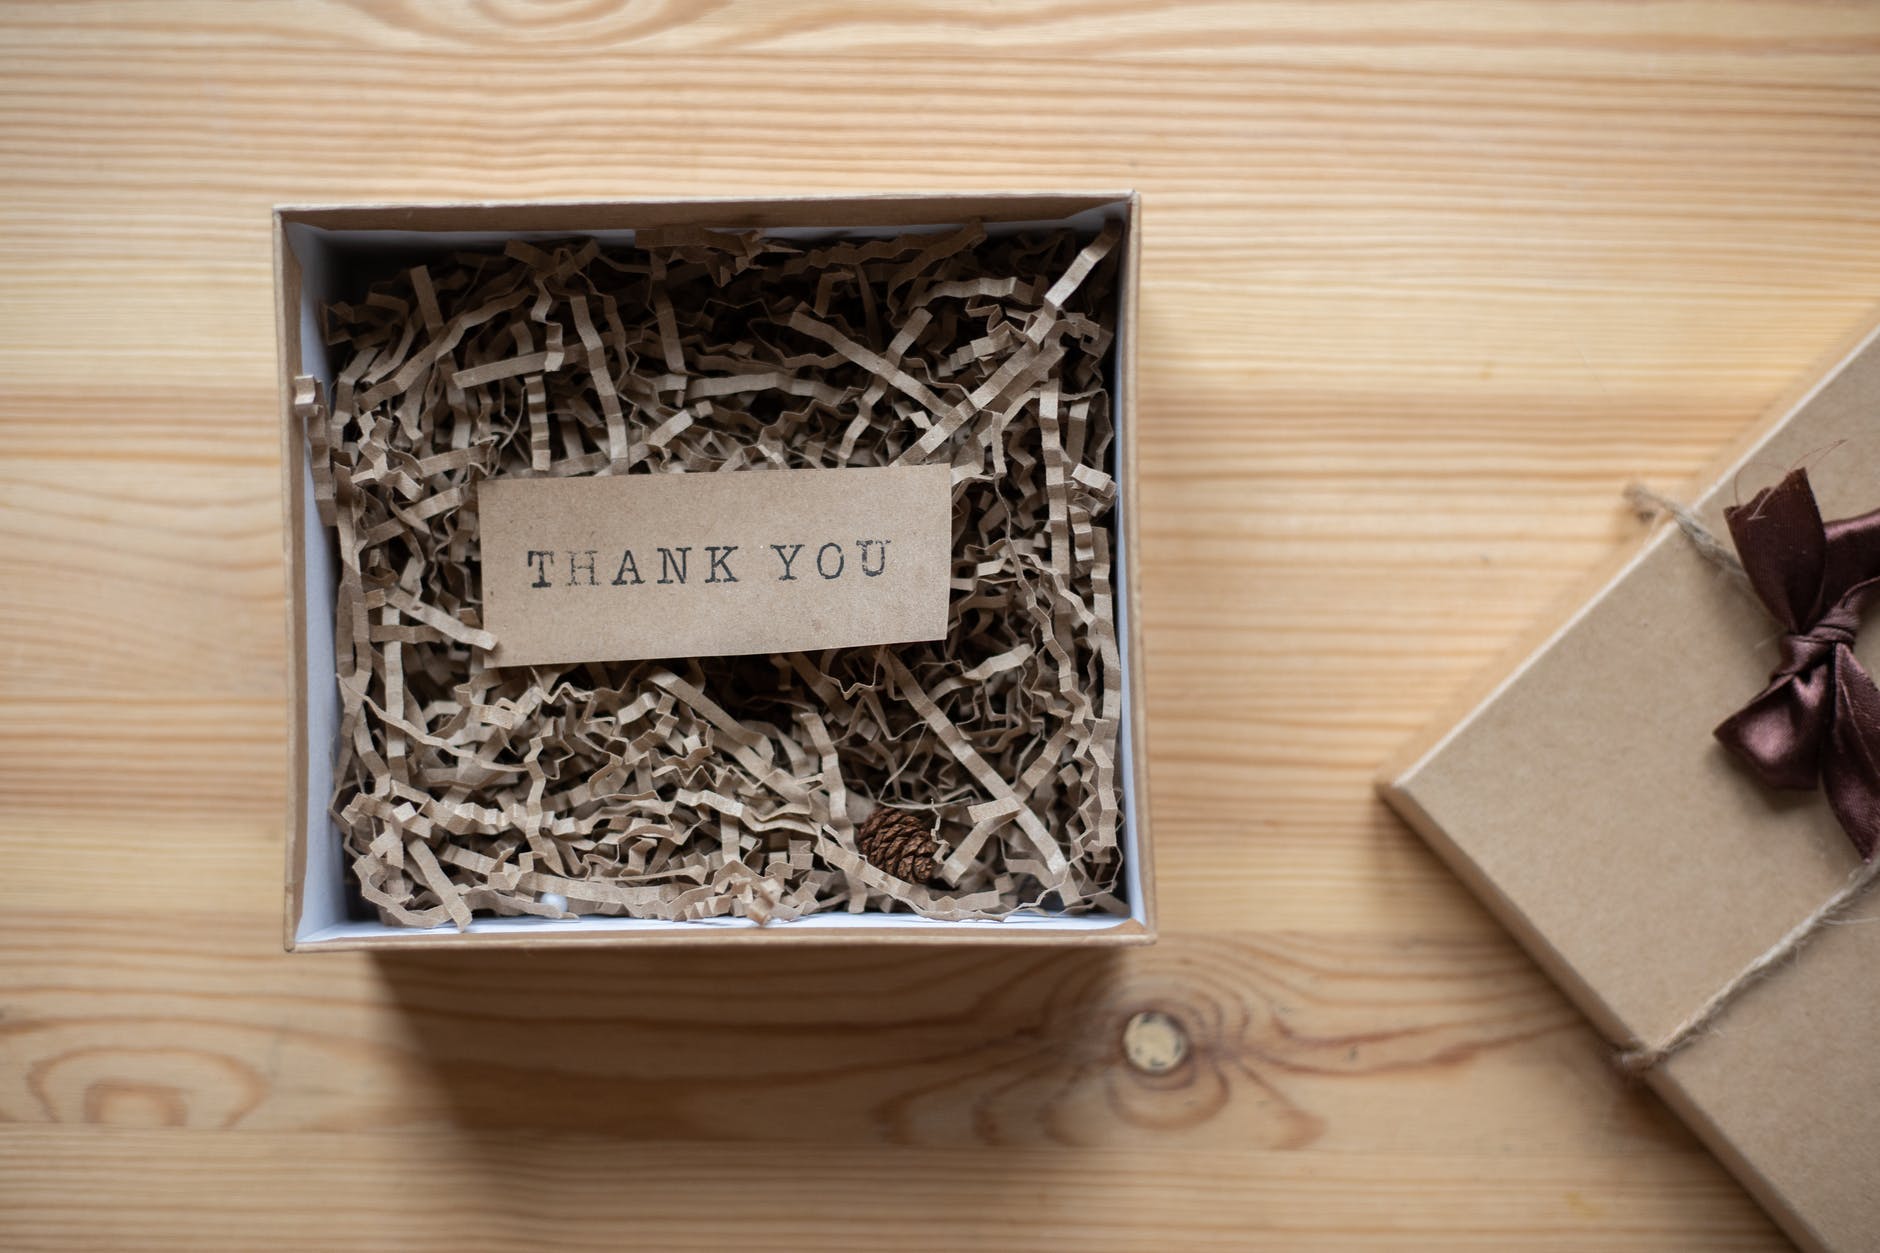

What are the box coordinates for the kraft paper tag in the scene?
[478,464,953,666]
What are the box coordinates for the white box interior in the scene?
[289,203,1144,944]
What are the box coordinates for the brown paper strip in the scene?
[309,221,1126,929]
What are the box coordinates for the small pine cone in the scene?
[856,806,939,882]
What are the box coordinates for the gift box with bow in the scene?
[1381,317,1880,1253]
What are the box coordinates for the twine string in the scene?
[1616,856,1880,1072]
[1622,482,1751,594]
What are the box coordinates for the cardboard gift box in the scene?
[1381,317,1880,1252]
[275,193,1153,950]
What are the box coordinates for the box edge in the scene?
[275,208,310,954]
[1119,190,1156,942]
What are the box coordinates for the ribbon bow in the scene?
[1714,469,1880,858]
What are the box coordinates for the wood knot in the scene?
[1122,1010,1190,1075]
[856,805,939,882]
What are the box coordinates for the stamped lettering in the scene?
[478,465,952,666]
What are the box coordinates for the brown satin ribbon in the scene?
[1713,469,1880,858]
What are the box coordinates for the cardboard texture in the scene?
[479,464,952,666]
[276,193,1153,951]
[1382,317,1880,1253]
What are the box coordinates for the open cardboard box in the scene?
[275,193,1153,950]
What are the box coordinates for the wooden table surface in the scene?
[4,2,1878,1248]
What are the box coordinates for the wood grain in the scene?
[4,1,1878,1247]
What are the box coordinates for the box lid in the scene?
[1381,317,1880,1253]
